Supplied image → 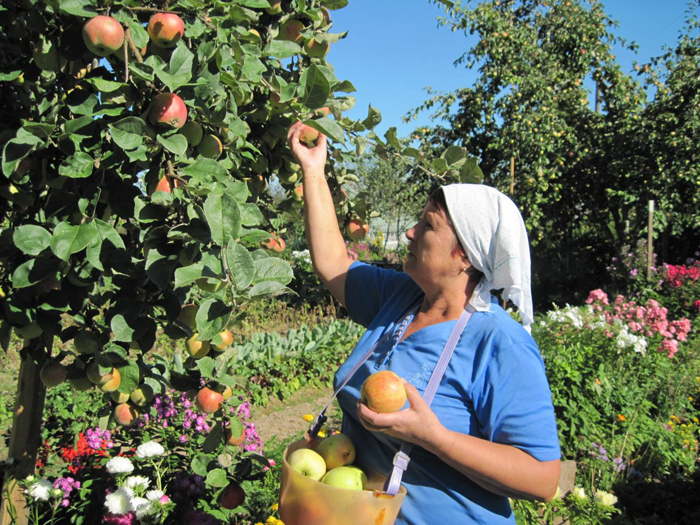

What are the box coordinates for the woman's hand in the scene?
[356,379,446,450]
[287,120,328,176]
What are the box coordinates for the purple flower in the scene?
[179,435,187,443]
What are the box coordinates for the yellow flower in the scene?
[317,430,326,437]
[271,503,279,511]
[593,489,618,507]
[571,486,587,499]
[302,414,314,422]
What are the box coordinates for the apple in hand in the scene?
[321,466,367,490]
[83,16,125,57]
[147,13,185,49]
[288,448,326,481]
[361,370,407,413]
[315,433,355,470]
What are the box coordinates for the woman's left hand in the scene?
[356,379,446,450]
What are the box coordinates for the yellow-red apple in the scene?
[114,403,138,426]
[196,387,223,414]
[297,124,319,147]
[261,233,285,252]
[279,19,304,43]
[147,13,185,49]
[304,37,330,58]
[292,184,304,202]
[185,334,210,359]
[315,432,355,470]
[360,370,407,413]
[82,16,125,57]
[219,483,246,510]
[346,218,369,241]
[212,330,233,351]
[148,93,187,129]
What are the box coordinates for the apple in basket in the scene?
[288,448,326,481]
[322,465,368,490]
[314,432,355,470]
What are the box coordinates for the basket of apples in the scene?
[279,432,407,525]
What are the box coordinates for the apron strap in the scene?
[383,305,475,495]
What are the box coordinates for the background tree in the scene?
[405,0,697,307]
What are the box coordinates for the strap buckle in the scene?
[392,450,411,471]
[308,412,327,438]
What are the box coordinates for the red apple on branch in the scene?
[148,93,187,128]
[261,232,285,252]
[147,13,185,49]
[346,219,369,241]
[219,483,246,510]
[196,387,223,414]
[298,124,319,147]
[82,15,125,57]
[279,19,304,43]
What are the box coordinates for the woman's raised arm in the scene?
[287,122,352,307]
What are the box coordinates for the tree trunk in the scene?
[0,342,48,525]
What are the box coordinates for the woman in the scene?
[287,121,561,524]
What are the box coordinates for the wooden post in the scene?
[509,156,515,196]
[647,200,654,280]
[0,343,48,525]
[595,82,602,113]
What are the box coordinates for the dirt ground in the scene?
[251,385,344,446]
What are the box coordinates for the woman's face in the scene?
[403,201,465,285]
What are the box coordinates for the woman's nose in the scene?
[406,225,416,240]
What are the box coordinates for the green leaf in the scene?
[197,357,216,380]
[430,158,449,175]
[195,299,232,342]
[13,225,51,256]
[59,152,94,179]
[116,361,141,394]
[111,313,137,343]
[205,468,229,488]
[128,19,149,49]
[67,93,98,116]
[204,193,242,246]
[50,222,98,261]
[130,61,154,82]
[157,134,188,156]
[174,263,205,289]
[300,65,331,109]
[0,71,21,82]
[253,258,294,285]
[362,104,382,129]
[304,117,345,145]
[242,56,266,82]
[182,158,227,183]
[322,0,349,9]
[240,203,263,226]
[89,78,127,92]
[108,117,146,151]
[248,281,294,299]
[237,0,271,7]
[385,127,401,150]
[225,239,255,291]
[191,455,211,477]
[442,145,467,167]
[11,255,56,289]
[460,157,484,184]
[333,80,356,93]
[2,128,42,177]
[264,40,303,59]
[59,0,97,17]
[402,147,422,159]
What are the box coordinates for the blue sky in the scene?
[325,0,693,138]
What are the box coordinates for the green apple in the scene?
[315,433,355,470]
[321,466,367,490]
[288,448,326,481]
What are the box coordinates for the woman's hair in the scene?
[429,187,484,280]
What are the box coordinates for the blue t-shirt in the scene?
[335,262,560,525]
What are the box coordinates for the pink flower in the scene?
[587,289,610,306]
[659,339,678,358]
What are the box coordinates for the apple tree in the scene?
[0,0,390,514]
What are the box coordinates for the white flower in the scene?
[593,489,618,507]
[131,496,153,519]
[146,490,164,502]
[571,486,587,499]
[106,457,134,475]
[552,485,563,500]
[26,479,52,501]
[104,487,134,515]
[124,475,150,491]
[135,441,165,459]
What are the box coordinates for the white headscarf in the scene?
[442,184,534,332]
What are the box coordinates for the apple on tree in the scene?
[40,361,67,388]
[304,37,330,58]
[114,403,138,426]
[346,218,369,241]
[147,13,185,49]
[278,19,304,44]
[82,15,125,57]
[261,232,285,253]
[196,386,223,414]
[361,370,407,413]
[185,333,211,359]
[292,184,304,203]
[110,391,130,404]
[212,329,233,351]
[148,93,188,129]
[288,448,326,481]
[219,483,246,510]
